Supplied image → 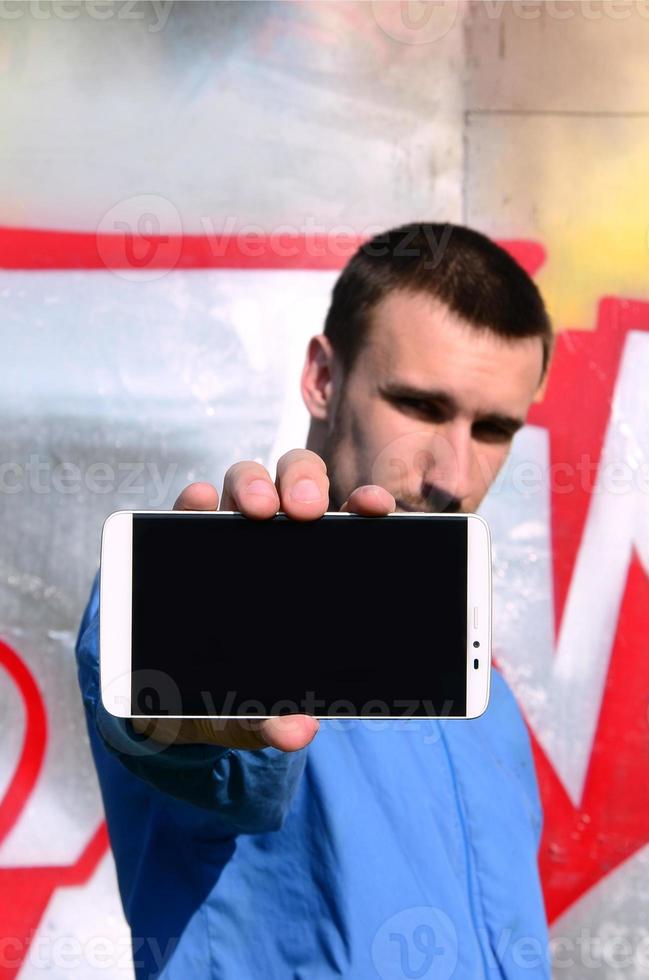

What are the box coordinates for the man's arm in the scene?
[76,450,396,833]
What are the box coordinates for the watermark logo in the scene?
[96,194,182,281]
[371,905,458,979]
[371,2,460,45]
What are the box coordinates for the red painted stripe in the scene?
[0,641,108,979]
[0,225,545,274]
[0,226,364,271]
[0,641,47,846]
[60,821,110,885]
[0,822,109,980]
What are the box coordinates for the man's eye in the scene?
[473,423,513,444]
[396,397,444,420]
[391,397,516,442]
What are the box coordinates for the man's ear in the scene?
[533,332,555,404]
[533,371,550,404]
[300,334,339,421]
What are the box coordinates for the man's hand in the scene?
[132,449,395,753]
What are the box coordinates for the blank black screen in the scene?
[131,513,467,718]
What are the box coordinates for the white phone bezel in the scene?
[466,513,492,718]
[99,510,491,720]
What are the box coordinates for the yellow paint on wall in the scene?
[469,113,649,332]
[525,122,649,329]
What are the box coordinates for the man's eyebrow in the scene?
[379,382,526,433]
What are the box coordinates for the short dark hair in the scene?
[323,222,553,382]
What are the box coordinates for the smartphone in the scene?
[99,510,491,720]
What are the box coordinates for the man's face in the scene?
[319,290,545,514]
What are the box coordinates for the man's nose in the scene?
[422,424,475,504]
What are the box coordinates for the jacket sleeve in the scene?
[75,569,308,834]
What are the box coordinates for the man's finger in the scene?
[274,448,330,521]
[339,485,396,516]
[219,461,280,519]
[173,482,220,511]
[243,714,320,752]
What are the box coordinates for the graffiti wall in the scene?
[1,2,648,977]
[467,2,649,973]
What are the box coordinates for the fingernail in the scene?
[290,478,322,503]
[246,479,276,498]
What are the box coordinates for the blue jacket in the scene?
[76,569,550,979]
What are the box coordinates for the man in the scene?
[76,223,554,979]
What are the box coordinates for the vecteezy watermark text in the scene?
[132,686,461,728]
[0,455,178,507]
[95,193,458,280]
[372,1,649,49]
[0,1,173,31]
